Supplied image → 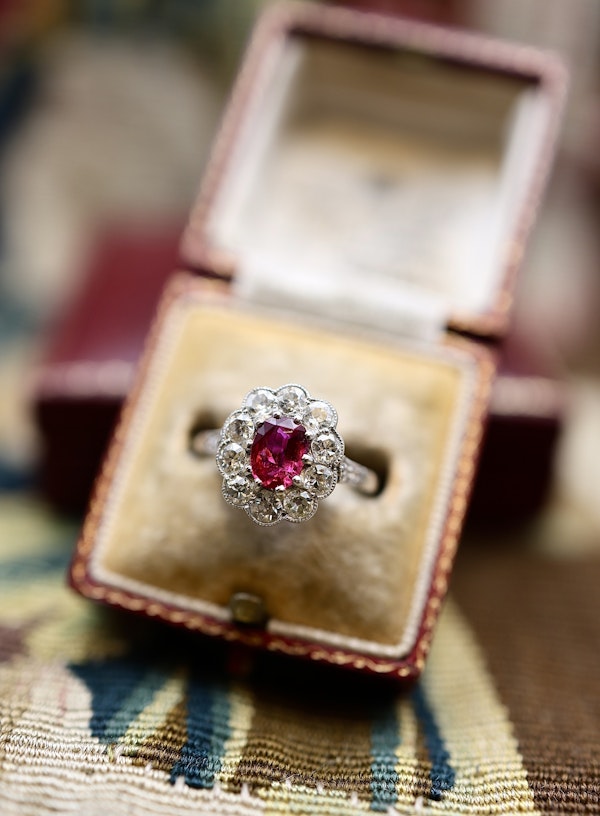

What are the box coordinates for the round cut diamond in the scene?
[303,400,336,434]
[283,488,317,522]
[222,475,257,507]
[245,388,278,421]
[216,442,247,476]
[223,411,255,445]
[311,431,344,466]
[302,463,337,498]
[247,489,283,525]
[277,385,308,416]
[250,416,310,489]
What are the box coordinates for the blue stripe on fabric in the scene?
[102,668,167,743]
[370,698,400,812]
[0,551,71,585]
[411,684,455,801]
[169,672,230,789]
[70,658,166,744]
[0,459,33,492]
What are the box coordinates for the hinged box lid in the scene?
[181,3,565,340]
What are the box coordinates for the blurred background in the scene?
[1,0,599,544]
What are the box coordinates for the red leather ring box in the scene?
[69,3,565,679]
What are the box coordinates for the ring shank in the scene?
[339,456,379,495]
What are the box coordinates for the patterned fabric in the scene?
[1,496,598,815]
[453,550,600,815]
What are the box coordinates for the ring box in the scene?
[69,3,565,680]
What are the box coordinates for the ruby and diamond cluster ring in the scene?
[192,384,378,526]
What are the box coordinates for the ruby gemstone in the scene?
[250,416,310,489]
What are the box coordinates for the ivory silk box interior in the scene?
[182,4,564,339]
[70,4,564,679]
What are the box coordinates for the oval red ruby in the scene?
[250,416,309,489]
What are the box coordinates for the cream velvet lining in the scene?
[91,293,476,656]
[208,36,546,323]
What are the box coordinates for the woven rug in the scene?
[0,495,598,815]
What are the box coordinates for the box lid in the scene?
[181,3,566,340]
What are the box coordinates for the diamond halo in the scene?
[216,384,343,526]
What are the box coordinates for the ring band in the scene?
[191,384,379,526]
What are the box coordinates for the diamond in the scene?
[247,489,283,525]
[302,463,337,498]
[250,416,310,489]
[283,488,317,522]
[303,400,336,434]
[277,385,308,416]
[311,431,344,466]
[222,475,257,507]
[244,388,278,421]
[216,442,247,476]
[223,411,255,445]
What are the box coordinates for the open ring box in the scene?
[69,3,565,680]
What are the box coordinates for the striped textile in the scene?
[0,495,598,815]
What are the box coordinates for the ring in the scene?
[191,384,379,526]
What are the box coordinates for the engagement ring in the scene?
[192,384,378,526]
